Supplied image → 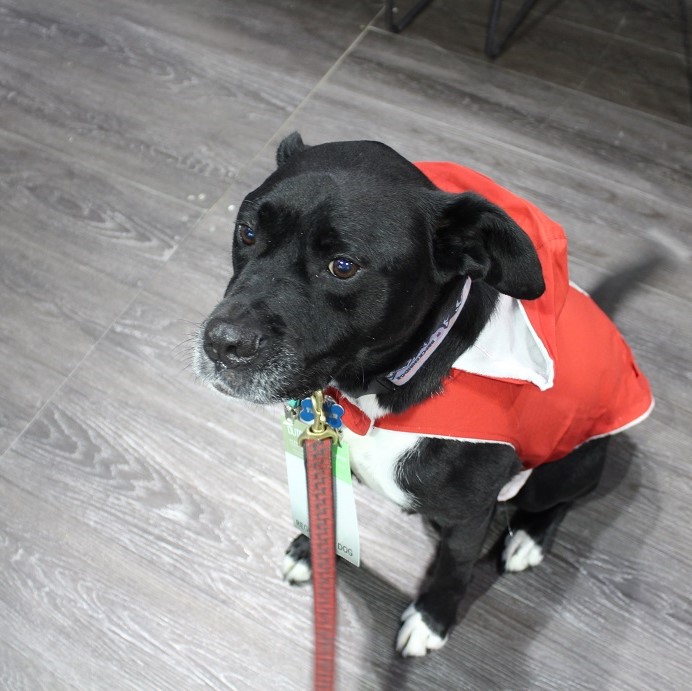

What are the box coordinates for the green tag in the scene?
[282,415,360,566]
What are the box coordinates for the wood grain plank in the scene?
[0,342,65,457]
[582,38,690,123]
[0,637,68,691]
[507,0,687,54]
[0,134,199,285]
[0,0,379,203]
[0,132,201,454]
[0,481,312,690]
[0,336,433,688]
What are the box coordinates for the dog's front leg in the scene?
[396,509,494,657]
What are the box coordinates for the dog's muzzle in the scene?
[202,318,262,369]
[195,315,300,403]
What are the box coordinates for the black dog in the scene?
[195,134,655,656]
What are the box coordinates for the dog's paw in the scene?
[502,529,544,573]
[282,552,312,584]
[395,603,448,657]
[282,534,312,585]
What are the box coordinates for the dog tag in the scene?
[282,415,361,567]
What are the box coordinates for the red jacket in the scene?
[335,162,653,469]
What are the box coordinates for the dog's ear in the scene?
[433,192,545,299]
[276,132,309,167]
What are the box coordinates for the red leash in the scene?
[300,392,339,691]
[304,437,337,690]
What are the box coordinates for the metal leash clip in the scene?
[298,390,340,446]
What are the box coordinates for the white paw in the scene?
[282,552,312,584]
[395,603,448,657]
[503,529,544,572]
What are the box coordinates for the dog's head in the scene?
[194,134,544,403]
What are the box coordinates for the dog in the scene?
[194,133,655,657]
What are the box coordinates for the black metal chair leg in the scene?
[384,0,541,59]
[485,0,541,58]
[384,0,437,34]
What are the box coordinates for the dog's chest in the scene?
[341,426,418,508]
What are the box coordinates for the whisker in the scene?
[172,335,198,351]
[175,317,206,327]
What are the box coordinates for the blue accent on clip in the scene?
[325,403,344,430]
[298,399,315,424]
[298,398,345,429]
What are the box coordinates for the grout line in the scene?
[574,16,626,93]
[0,283,162,464]
[0,167,224,465]
[130,8,386,291]
[150,9,386,255]
[206,9,385,213]
[540,17,624,125]
[142,7,386,260]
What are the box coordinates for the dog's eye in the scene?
[328,257,359,279]
[237,224,256,246]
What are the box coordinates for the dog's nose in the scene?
[203,318,261,367]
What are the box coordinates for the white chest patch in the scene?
[338,392,532,509]
[341,426,420,509]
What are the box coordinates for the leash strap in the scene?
[304,436,337,691]
[299,390,339,691]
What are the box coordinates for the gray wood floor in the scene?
[1,0,691,688]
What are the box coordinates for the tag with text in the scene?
[282,415,360,567]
